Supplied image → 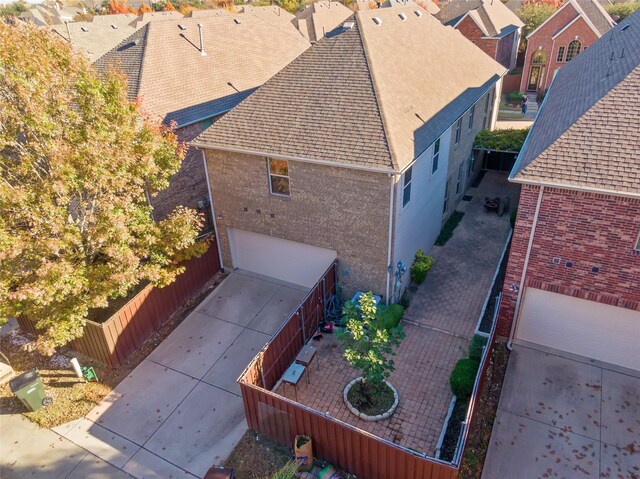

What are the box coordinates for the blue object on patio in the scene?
[282,363,306,401]
[351,291,382,307]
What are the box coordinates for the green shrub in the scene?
[377,304,405,330]
[410,249,434,284]
[474,128,530,153]
[606,1,640,20]
[468,335,488,362]
[506,91,524,102]
[510,207,518,229]
[271,460,298,479]
[449,358,480,399]
[435,211,465,246]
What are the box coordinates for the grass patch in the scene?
[435,211,465,246]
[347,380,395,416]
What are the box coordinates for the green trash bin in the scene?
[9,369,52,412]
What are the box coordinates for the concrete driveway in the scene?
[53,271,307,479]
[483,343,640,479]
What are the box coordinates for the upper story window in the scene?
[454,118,462,144]
[468,105,475,130]
[402,166,412,207]
[268,158,290,197]
[532,50,546,64]
[483,94,491,129]
[556,46,565,62]
[635,231,640,251]
[566,40,581,61]
[432,137,440,174]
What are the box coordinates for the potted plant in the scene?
[338,292,405,421]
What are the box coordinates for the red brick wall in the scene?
[497,185,640,337]
[456,16,499,63]
[520,4,601,92]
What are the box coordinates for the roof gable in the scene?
[437,0,523,37]
[512,12,640,195]
[195,7,504,171]
[526,0,613,40]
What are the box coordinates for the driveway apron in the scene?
[54,271,307,479]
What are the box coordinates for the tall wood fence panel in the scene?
[18,239,221,367]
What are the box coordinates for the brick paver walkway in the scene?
[277,171,520,456]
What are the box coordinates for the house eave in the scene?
[509,176,640,199]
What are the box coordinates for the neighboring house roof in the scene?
[293,0,353,43]
[512,11,640,196]
[94,14,310,127]
[131,11,184,28]
[527,0,614,39]
[186,9,231,18]
[237,5,294,24]
[436,0,523,38]
[91,13,140,26]
[194,7,505,172]
[383,0,440,14]
[52,20,138,62]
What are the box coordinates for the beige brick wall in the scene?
[204,149,392,298]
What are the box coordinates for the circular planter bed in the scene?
[343,377,399,421]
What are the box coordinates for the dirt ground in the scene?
[0,273,225,428]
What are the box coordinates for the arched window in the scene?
[566,40,582,61]
[532,50,547,64]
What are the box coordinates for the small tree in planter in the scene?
[338,292,405,419]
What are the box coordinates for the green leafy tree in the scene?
[606,1,640,21]
[0,23,207,352]
[337,292,405,397]
[0,1,28,17]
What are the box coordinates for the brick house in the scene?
[293,0,353,43]
[436,0,524,69]
[192,8,505,297]
[520,0,614,93]
[497,12,640,371]
[94,13,310,225]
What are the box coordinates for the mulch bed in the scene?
[0,272,226,428]
[458,343,510,478]
[346,380,395,417]
[223,429,295,479]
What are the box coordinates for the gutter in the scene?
[510,177,640,200]
[200,148,225,272]
[385,175,395,305]
[190,142,400,175]
[507,185,544,350]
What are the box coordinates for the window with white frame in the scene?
[432,137,440,174]
[566,40,581,61]
[454,118,462,144]
[268,158,290,196]
[456,163,463,195]
[556,46,565,62]
[483,93,490,129]
[468,105,475,130]
[467,153,475,180]
[635,231,640,251]
[402,166,412,207]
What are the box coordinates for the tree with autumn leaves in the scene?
[0,23,207,352]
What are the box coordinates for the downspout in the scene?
[385,174,395,305]
[507,185,544,350]
[200,148,225,272]
[544,37,556,92]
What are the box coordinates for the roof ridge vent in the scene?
[414,9,422,17]
[372,16,382,26]
[111,24,118,29]
[80,26,89,32]
[234,18,241,24]
[343,21,355,29]
[178,24,187,30]
[398,12,407,21]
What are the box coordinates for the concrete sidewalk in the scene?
[1,412,133,478]
[11,271,308,479]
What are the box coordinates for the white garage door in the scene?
[227,228,337,288]
[517,288,640,371]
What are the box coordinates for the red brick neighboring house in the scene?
[520,0,614,93]
[498,12,640,371]
[436,0,524,69]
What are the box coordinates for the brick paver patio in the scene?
[276,171,520,456]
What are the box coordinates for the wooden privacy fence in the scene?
[238,261,459,479]
[18,237,221,367]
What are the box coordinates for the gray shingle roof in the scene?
[512,11,640,196]
[94,14,309,127]
[574,0,614,36]
[194,7,505,171]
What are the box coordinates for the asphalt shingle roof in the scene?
[574,0,614,36]
[94,14,309,127]
[194,7,505,171]
[436,0,523,37]
[512,11,640,196]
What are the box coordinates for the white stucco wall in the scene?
[391,127,452,294]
